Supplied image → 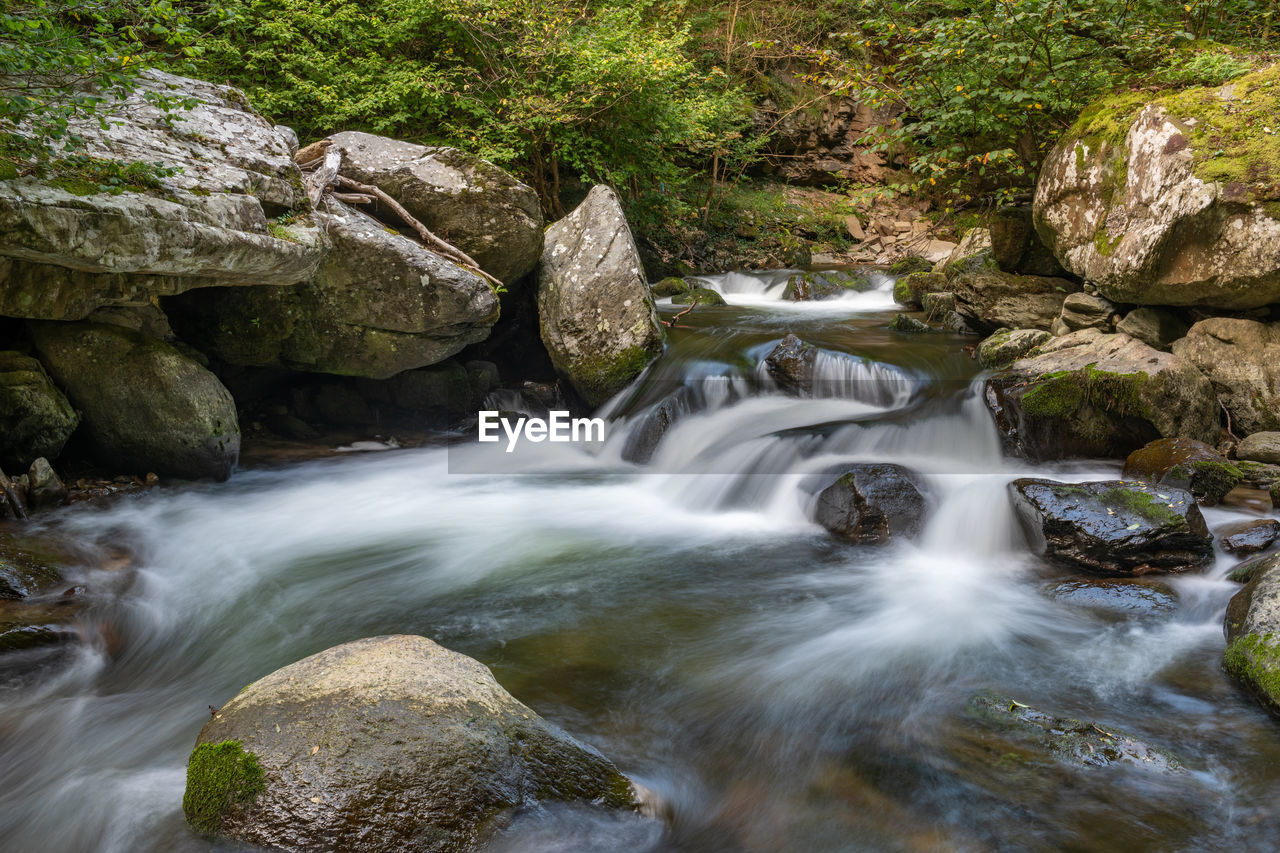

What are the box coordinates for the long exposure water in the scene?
[2,269,1278,851]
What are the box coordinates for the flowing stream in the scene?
[3,270,1280,851]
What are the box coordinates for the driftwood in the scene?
[331,192,375,205]
[293,138,331,165]
[0,465,27,521]
[305,146,342,209]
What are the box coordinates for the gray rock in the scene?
[986,329,1219,461]
[1218,520,1280,557]
[764,334,817,393]
[329,131,543,285]
[941,250,1079,333]
[0,351,79,470]
[536,186,664,406]
[1121,437,1242,506]
[1033,70,1280,310]
[1172,318,1280,435]
[29,322,239,480]
[1115,307,1188,351]
[25,458,66,511]
[0,71,323,320]
[1224,554,1280,714]
[1058,292,1118,332]
[167,200,498,379]
[183,635,636,850]
[812,463,927,544]
[988,206,1068,277]
[671,287,726,306]
[355,360,473,417]
[1240,432,1280,465]
[889,314,932,334]
[977,329,1050,370]
[1009,478,1213,575]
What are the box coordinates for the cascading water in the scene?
[3,268,1280,852]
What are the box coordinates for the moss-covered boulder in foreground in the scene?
[985,328,1219,461]
[1224,554,1280,716]
[184,635,637,851]
[1034,65,1280,310]
[1010,478,1213,575]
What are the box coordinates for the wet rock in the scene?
[25,458,66,511]
[893,271,942,308]
[328,131,543,285]
[1239,432,1280,465]
[811,463,927,545]
[889,314,931,334]
[1045,578,1176,617]
[650,277,691,297]
[1122,437,1242,506]
[29,322,239,480]
[0,351,79,470]
[941,249,1079,333]
[0,600,82,654]
[1172,318,1280,435]
[782,270,874,302]
[1033,67,1280,310]
[183,635,636,849]
[1057,292,1118,332]
[1224,554,1280,714]
[1218,520,1280,557]
[0,71,322,320]
[764,334,817,394]
[985,329,1219,461]
[671,287,727,307]
[966,694,1185,773]
[0,539,63,600]
[1010,478,1213,575]
[1115,307,1188,351]
[977,329,1050,370]
[167,199,498,380]
[1229,555,1272,584]
[537,186,664,407]
[621,392,689,465]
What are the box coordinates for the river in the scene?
[2,269,1278,851]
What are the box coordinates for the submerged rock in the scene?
[1010,478,1213,575]
[537,186,664,407]
[1033,67,1280,310]
[977,329,1050,370]
[1224,554,1280,715]
[889,314,931,334]
[328,131,543,285]
[184,635,636,850]
[782,270,874,302]
[1122,437,1242,506]
[1218,520,1280,557]
[0,351,79,470]
[29,322,239,480]
[985,329,1219,461]
[764,334,817,394]
[966,694,1185,773]
[1045,578,1176,618]
[811,463,927,545]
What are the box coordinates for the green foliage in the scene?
[182,740,266,836]
[191,0,752,218]
[0,0,201,177]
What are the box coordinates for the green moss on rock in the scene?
[183,740,265,836]
[1225,632,1280,712]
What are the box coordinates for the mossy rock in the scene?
[1122,437,1243,506]
[782,270,874,301]
[183,741,266,837]
[0,351,79,471]
[977,329,1051,370]
[651,277,691,297]
[671,287,726,306]
[889,314,931,334]
[888,255,934,276]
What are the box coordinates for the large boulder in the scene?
[1033,66,1280,309]
[1121,437,1242,506]
[988,206,1069,277]
[0,70,323,320]
[935,249,1078,332]
[167,200,498,379]
[0,351,79,470]
[536,185,664,406]
[1057,292,1119,333]
[1239,432,1280,465]
[1010,478,1213,575]
[183,635,636,850]
[1172,317,1280,435]
[328,131,543,285]
[810,463,927,544]
[985,328,1219,461]
[1224,554,1280,715]
[28,322,239,480]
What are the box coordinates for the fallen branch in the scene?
[333,174,504,290]
[661,301,697,328]
[0,465,27,521]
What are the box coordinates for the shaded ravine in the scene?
[2,270,1279,852]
